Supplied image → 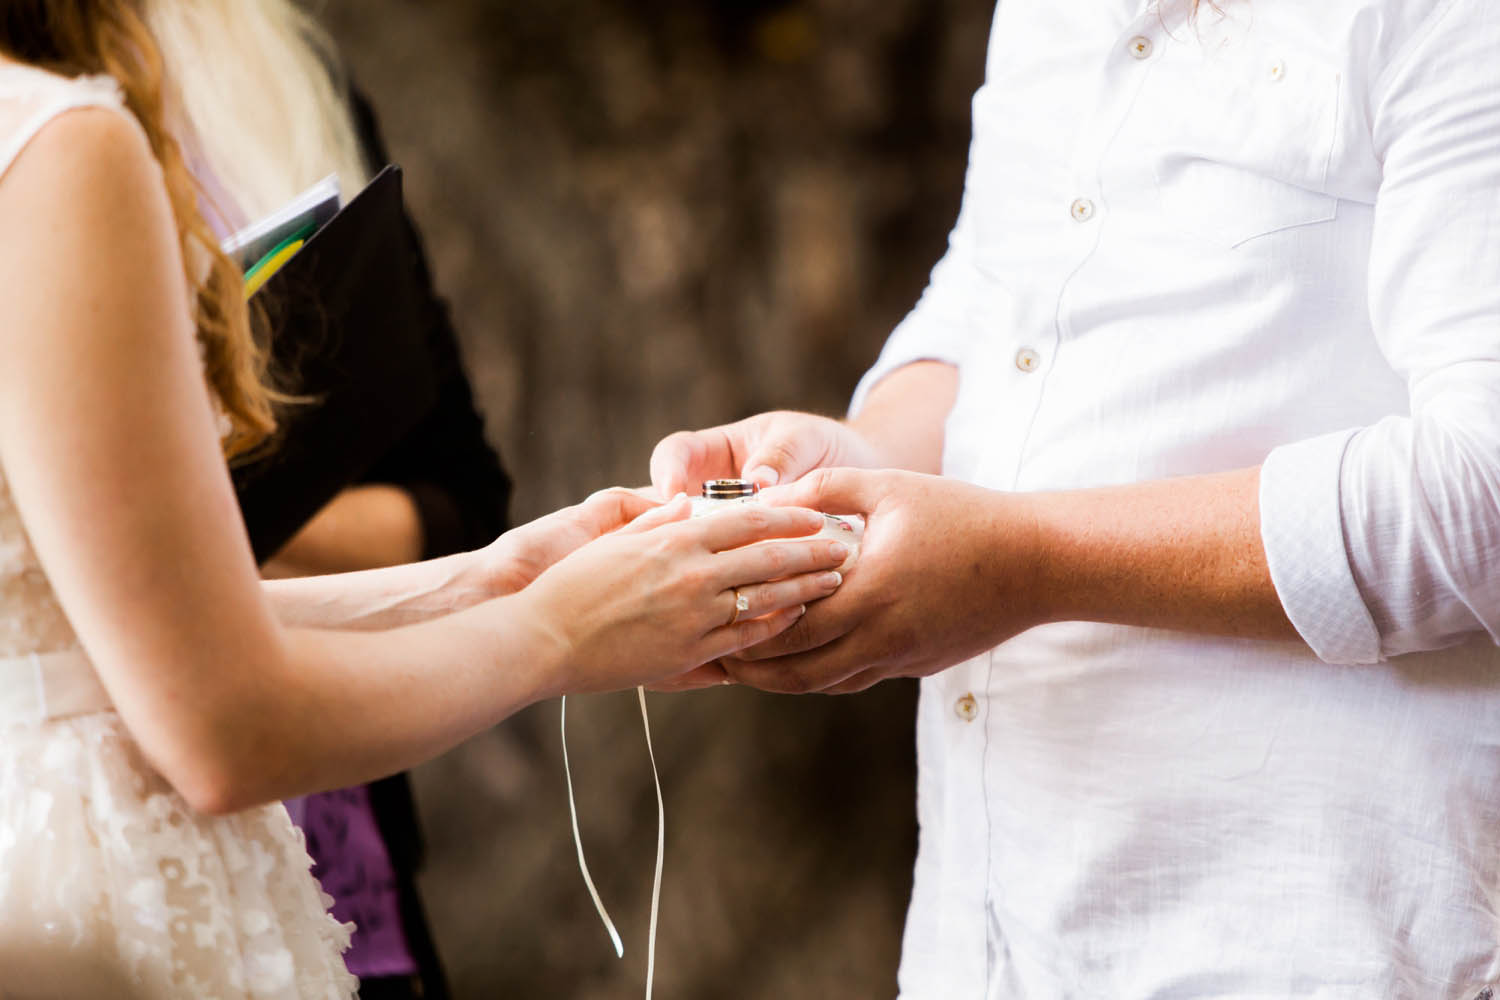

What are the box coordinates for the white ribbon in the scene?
[562,685,665,999]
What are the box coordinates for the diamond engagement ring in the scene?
[727,589,750,626]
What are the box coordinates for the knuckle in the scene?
[736,619,771,648]
[777,667,817,695]
[759,544,791,577]
[737,613,794,654]
[584,486,623,509]
[779,614,814,653]
[720,658,753,684]
[643,537,683,574]
[761,438,801,469]
[679,565,713,593]
[806,467,836,504]
[739,507,773,533]
[796,574,832,602]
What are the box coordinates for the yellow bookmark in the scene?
[243,238,304,299]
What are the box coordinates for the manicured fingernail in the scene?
[720,676,735,686]
[797,604,807,617]
[828,541,850,560]
[820,571,843,588]
[747,465,780,487]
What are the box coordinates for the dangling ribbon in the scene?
[561,686,665,999]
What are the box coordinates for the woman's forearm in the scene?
[177,591,565,814]
[262,549,493,630]
[261,488,673,631]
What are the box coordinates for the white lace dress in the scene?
[0,65,356,999]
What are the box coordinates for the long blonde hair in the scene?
[144,0,369,229]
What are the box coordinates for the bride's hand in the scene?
[474,487,666,597]
[515,497,849,695]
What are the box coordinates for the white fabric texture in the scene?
[0,64,355,999]
[852,1,1500,997]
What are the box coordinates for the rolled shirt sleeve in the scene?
[1260,0,1500,663]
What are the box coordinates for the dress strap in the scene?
[0,67,124,185]
[0,647,113,725]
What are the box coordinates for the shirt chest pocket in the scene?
[1140,36,1341,249]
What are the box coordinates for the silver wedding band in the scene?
[727,588,751,627]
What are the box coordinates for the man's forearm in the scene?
[847,366,1295,641]
[848,361,957,474]
[1021,465,1298,641]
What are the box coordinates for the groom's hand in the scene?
[649,410,882,498]
[720,468,1047,694]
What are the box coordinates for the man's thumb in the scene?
[741,434,828,489]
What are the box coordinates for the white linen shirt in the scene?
[851,1,1500,997]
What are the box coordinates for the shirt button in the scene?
[1128,35,1153,60]
[1268,58,1286,82]
[1070,197,1095,222]
[954,693,979,722]
[1015,347,1041,372]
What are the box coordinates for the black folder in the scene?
[232,165,440,562]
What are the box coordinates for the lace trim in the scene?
[0,714,356,998]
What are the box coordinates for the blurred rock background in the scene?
[321,1,991,996]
